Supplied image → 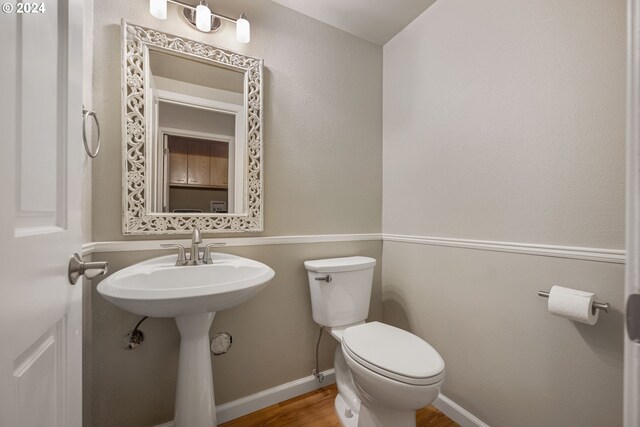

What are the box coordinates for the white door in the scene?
[0,1,85,426]
[628,0,640,425]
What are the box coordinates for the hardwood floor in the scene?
[220,384,459,427]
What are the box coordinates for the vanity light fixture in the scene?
[148,0,251,43]
[236,13,250,43]
[149,0,167,20]
[194,2,212,32]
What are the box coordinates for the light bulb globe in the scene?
[195,4,212,32]
[236,15,250,43]
[150,0,167,20]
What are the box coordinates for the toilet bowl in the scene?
[341,322,444,427]
[305,257,445,427]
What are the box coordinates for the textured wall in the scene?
[383,244,624,427]
[88,1,382,426]
[158,103,236,137]
[382,0,626,426]
[91,0,382,241]
[383,0,624,248]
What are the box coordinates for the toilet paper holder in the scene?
[538,290,610,313]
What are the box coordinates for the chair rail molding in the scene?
[81,233,381,254]
[82,233,625,264]
[383,234,625,264]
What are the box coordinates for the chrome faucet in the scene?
[161,228,225,266]
[191,227,202,262]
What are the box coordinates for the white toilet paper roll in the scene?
[547,285,599,325]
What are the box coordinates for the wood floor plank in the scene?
[220,384,459,427]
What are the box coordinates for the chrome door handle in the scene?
[628,294,640,342]
[68,253,108,285]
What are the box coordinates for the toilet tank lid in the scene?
[304,256,376,273]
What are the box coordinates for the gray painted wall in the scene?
[383,244,624,427]
[382,0,625,426]
[88,0,627,425]
[91,0,382,241]
[88,1,382,426]
[383,0,625,248]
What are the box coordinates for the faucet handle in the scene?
[161,244,187,265]
[203,243,226,264]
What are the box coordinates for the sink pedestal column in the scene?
[175,312,216,427]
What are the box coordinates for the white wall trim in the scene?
[81,233,381,255]
[433,394,490,427]
[215,369,335,424]
[152,369,335,427]
[82,232,625,264]
[383,234,626,264]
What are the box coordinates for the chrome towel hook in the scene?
[82,106,101,158]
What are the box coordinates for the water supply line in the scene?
[123,316,148,350]
[312,326,324,383]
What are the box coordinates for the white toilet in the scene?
[305,256,445,427]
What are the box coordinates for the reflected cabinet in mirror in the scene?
[121,21,263,234]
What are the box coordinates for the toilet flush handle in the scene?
[315,274,332,283]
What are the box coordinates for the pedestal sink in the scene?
[97,253,275,427]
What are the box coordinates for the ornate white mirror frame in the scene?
[121,21,263,235]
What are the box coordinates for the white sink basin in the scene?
[97,252,275,427]
[97,253,275,317]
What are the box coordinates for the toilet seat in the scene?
[342,322,445,386]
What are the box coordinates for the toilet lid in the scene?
[342,322,445,386]
[304,256,376,273]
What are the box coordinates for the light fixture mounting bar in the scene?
[166,0,238,23]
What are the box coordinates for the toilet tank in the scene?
[304,256,376,327]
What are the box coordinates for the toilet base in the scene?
[335,394,358,427]
[357,403,416,427]
[334,392,417,427]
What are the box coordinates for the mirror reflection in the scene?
[146,49,246,214]
[122,22,263,234]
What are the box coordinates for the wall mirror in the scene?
[121,21,263,234]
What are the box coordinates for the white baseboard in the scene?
[151,371,489,427]
[433,393,490,427]
[153,369,336,427]
[216,369,336,423]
